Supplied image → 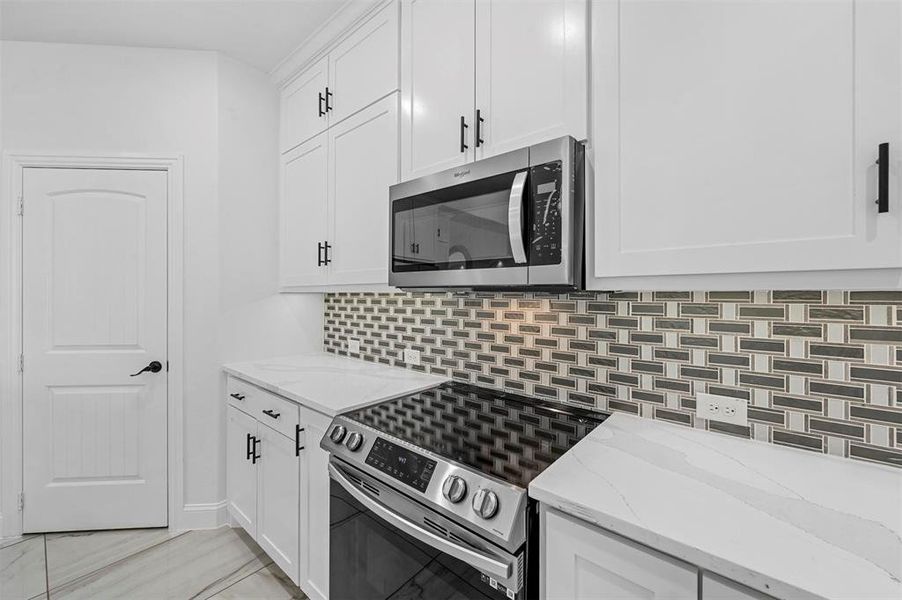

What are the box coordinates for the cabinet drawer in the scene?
[227,377,300,440]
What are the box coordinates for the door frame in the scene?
[0,152,185,537]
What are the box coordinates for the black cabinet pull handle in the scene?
[252,437,261,463]
[460,116,468,153]
[246,433,254,461]
[475,109,485,147]
[325,87,333,112]
[262,409,281,420]
[130,361,162,376]
[295,424,305,457]
[877,143,889,213]
[317,241,325,266]
[230,393,245,401]
[324,241,332,265]
[318,91,325,117]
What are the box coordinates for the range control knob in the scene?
[472,489,499,519]
[441,475,468,503]
[329,425,347,444]
[345,431,364,452]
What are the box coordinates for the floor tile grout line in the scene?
[0,535,36,551]
[43,534,50,599]
[45,530,190,595]
[193,559,275,600]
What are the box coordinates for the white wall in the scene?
[0,41,321,533]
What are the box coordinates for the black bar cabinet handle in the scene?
[246,433,253,461]
[230,393,245,401]
[317,242,324,266]
[318,91,325,117]
[475,109,485,147]
[262,409,281,420]
[460,116,468,153]
[324,242,332,265]
[295,424,305,457]
[325,87,333,112]
[252,437,261,464]
[877,142,889,213]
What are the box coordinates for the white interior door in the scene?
[22,167,168,533]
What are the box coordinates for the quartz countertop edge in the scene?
[528,412,902,600]
[222,352,449,417]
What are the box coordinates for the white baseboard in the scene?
[176,500,229,531]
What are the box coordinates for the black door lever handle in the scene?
[130,361,163,376]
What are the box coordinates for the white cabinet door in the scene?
[256,424,300,585]
[328,95,399,285]
[328,1,399,126]
[593,0,902,279]
[299,408,332,600]
[226,406,258,537]
[475,0,587,158]
[702,573,774,600]
[280,133,329,289]
[401,0,475,179]
[281,57,329,153]
[543,508,697,600]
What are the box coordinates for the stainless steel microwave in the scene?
[389,136,584,290]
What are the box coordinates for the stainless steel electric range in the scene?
[320,381,608,600]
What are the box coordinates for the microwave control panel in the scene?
[529,160,563,266]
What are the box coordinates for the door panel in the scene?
[543,508,697,600]
[328,1,400,126]
[257,424,300,585]
[227,406,258,536]
[281,57,329,153]
[475,0,587,158]
[22,168,167,533]
[593,0,902,278]
[281,133,329,289]
[328,95,399,285]
[401,0,475,179]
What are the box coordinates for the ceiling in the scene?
[0,0,351,72]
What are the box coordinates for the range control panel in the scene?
[365,437,436,493]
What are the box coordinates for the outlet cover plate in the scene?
[697,392,748,427]
[348,338,361,354]
[403,348,421,366]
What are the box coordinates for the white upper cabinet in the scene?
[592,0,902,282]
[401,0,588,181]
[702,573,774,600]
[475,0,587,159]
[281,57,329,153]
[329,1,399,125]
[543,507,697,600]
[280,134,329,288]
[400,0,476,179]
[328,95,399,285]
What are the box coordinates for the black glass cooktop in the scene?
[345,382,607,489]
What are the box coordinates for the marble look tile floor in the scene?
[0,527,306,600]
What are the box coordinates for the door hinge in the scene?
[17,354,23,373]
[17,492,24,511]
[16,194,23,217]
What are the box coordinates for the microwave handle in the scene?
[508,171,528,264]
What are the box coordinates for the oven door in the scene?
[389,149,530,289]
[329,460,525,600]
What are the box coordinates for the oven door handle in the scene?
[508,171,528,264]
[328,463,513,580]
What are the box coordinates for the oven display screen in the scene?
[365,438,436,493]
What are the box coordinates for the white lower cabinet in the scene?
[543,507,697,600]
[226,406,257,536]
[226,379,333,599]
[256,423,300,581]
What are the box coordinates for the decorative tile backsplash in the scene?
[323,291,902,469]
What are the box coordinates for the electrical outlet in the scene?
[348,338,361,354]
[697,393,748,427]
[403,348,421,366]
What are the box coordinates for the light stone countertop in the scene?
[223,352,448,417]
[529,412,902,600]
